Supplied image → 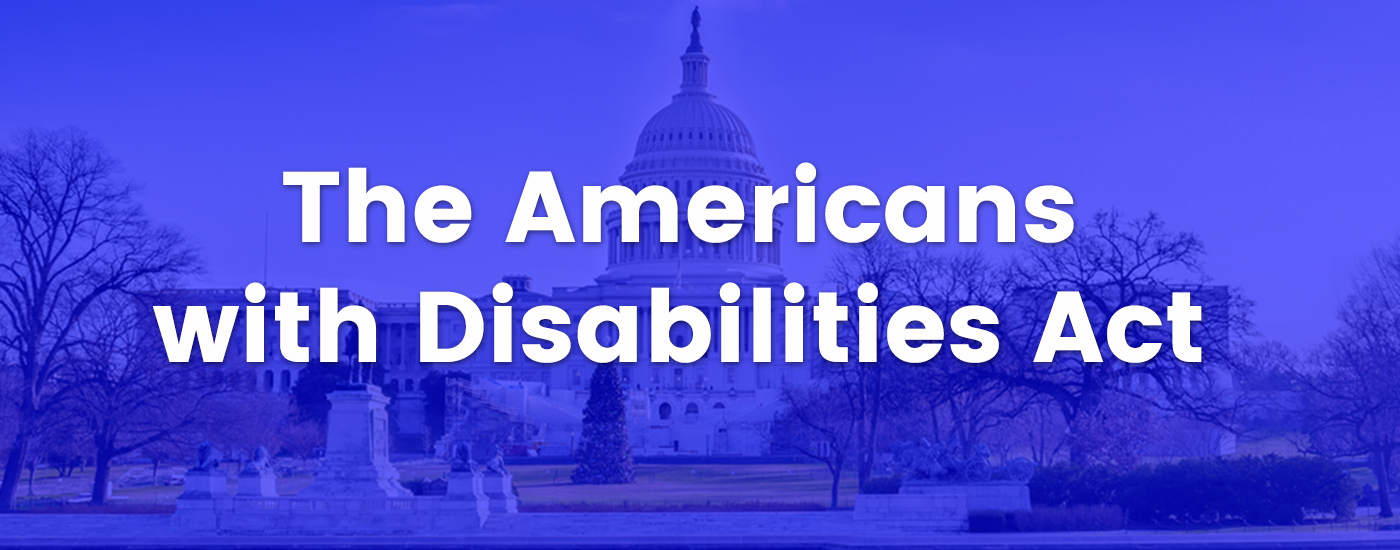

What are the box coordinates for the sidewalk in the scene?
[2,512,1399,549]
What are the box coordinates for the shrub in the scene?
[1029,462,1123,507]
[402,477,447,496]
[518,500,826,513]
[1011,505,1125,531]
[861,475,903,495]
[1117,455,1359,524]
[967,510,1008,532]
[1030,456,1359,525]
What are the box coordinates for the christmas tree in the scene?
[571,362,635,484]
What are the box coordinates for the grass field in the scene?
[14,461,857,511]
[395,461,857,508]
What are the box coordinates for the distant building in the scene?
[175,14,1237,461]
[183,14,809,457]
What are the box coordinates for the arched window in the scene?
[263,371,274,392]
[685,403,700,416]
[713,402,726,410]
[670,324,690,347]
[659,403,672,420]
[405,379,415,392]
[280,370,291,392]
[387,379,400,393]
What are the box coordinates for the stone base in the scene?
[180,469,230,499]
[853,493,967,531]
[299,459,412,498]
[298,385,413,499]
[173,470,231,532]
[445,471,484,499]
[444,471,491,522]
[237,472,277,497]
[171,496,488,534]
[900,482,1031,513]
[481,472,517,514]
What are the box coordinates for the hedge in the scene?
[1030,456,1358,525]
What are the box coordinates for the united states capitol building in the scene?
[180,13,1238,461]
[190,15,810,458]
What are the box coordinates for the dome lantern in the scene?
[679,7,711,98]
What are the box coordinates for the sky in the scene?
[1,1,1398,350]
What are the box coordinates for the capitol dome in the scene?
[633,99,757,158]
[597,8,783,287]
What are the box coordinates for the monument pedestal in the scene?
[299,384,412,498]
[180,469,230,499]
[444,470,491,527]
[445,471,485,501]
[173,469,230,530]
[853,492,967,530]
[238,471,278,497]
[481,472,518,514]
[901,481,1031,513]
[171,384,490,533]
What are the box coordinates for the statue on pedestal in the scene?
[892,437,1036,484]
[478,443,516,513]
[450,441,477,473]
[485,444,509,475]
[192,440,222,472]
[238,446,278,497]
[179,440,229,502]
[344,323,371,386]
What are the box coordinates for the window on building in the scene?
[685,403,699,417]
[263,371,274,392]
[659,402,672,420]
[280,370,291,392]
[670,324,690,347]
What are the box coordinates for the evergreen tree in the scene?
[571,363,635,484]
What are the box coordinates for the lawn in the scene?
[400,462,857,508]
[16,461,857,511]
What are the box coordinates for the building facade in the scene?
[189,15,807,457]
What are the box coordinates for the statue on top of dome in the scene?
[688,7,704,53]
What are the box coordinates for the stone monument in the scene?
[237,446,278,497]
[173,441,229,527]
[890,437,1035,513]
[174,383,491,534]
[479,444,518,514]
[445,442,489,506]
[299,383,412,498]
[854,437,1037,530]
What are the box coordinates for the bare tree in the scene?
[824,238,908,492]
[1294,238,1400,518]
[982,395,1068,467]
[775,383,858,509]
[817,212,1248,474]
[0,128,199,509]
[66,293,228,505]
[995,211,1250,461]
[896,250,1032,454]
